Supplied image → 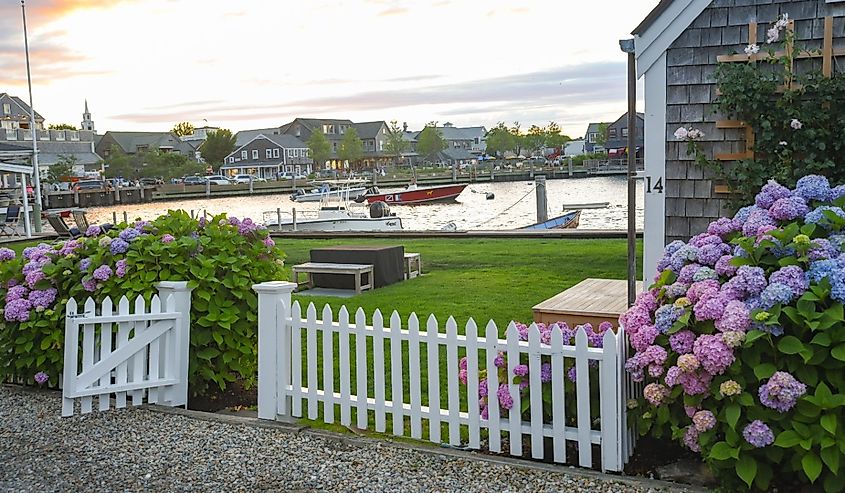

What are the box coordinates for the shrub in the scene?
[0,210,285,395]
[622,175,845,491]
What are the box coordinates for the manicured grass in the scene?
[280,237,640,329]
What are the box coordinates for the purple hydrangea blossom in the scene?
[692,410,716,432]
[654,304,683,333]
[715,300,751,332]
[0,248,15,261]
[85,225,102,237]
[28,288,57,309]
[25,270,45,289]
[238,218,260,235]
[669,330,696,354]
[805,206,845,228]
[693,294,726,321]
[795,175,832,201]
[707,217,738,237]
[7,285,29,302]
[664,282,690,299]
[79,258,92,272]
[733,205,760,226]
[496,383,514,410]
[161,234,175,244]
[692,334,735,375]
[82,278,97,292]
[742,209,775,236]
[755,180,792,209]
[93,265,113,281]
[630,325,659,352]
[478,378,488,397]
[743,420,775,448]
[493,352,506,368]
[540,363,552,383]
[692,266,718,282]
[760,282,796,308]
[665,366,682,387]
[769,196,809,221]
[769,265,809,297]
[567,366,578,383]
[118,227,141,242]
[513,364,529,377]
[679,370,712,396]
[34,371,49,385]
[4,298,31,322]
[759,371,807,412]
[109,238,130,255]
[115,259,128,278]
[831,185,845,201]
[264,236,275,247]
[643,383,669,406]
[683,426,701,452]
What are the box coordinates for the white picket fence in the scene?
[62,282,192,417]
[254,282,635,472]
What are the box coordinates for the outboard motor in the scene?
[369,201,391,219]
[485,192,495,200]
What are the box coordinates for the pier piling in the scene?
[535,175,548,224]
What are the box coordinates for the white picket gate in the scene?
[62,281,192,417]
[254,282,635,472]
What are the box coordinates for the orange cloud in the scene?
[26,0,128,19]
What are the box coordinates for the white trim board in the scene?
[641,52,668,282]
[635,0,711,77]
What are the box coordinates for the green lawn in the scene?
[280,237,639,329]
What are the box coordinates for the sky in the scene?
[0,0,659,137]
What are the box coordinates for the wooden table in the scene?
[532,278,642,328]
[292,262,374,294]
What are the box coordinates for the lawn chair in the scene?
[0,206,21,238]
[46,214,80,238]
[71,209,89,232]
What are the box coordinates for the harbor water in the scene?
[83,176,644,231]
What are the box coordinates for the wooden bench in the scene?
[532,278,642,329]
[404,252,421,279]
[291,262,374,294]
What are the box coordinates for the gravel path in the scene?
[0,385,684,492]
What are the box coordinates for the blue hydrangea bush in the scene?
[621,175,845,491]
[0,210,285,394]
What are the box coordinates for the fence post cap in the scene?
[253,281,297,293]
[156,280,191,291]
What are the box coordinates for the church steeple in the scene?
[81,99,95,133]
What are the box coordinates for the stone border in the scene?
[145,403,709,493]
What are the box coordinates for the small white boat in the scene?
[290,180,367,203]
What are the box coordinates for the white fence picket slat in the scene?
[81,298,97,414]
[407,313,422,439]
[550,326,566,464]
[465,319,480,449]
[528,324,543,459]
[321,304,335,424]
[354,308,369,429]
[147,296,162,404]
[445,317,460,446]
[426,315,441,444]
[290,301,303,418]
[131,295,147,405]
[505,322,522,456]
[575,327,592,468]
[372,310,386,432]
[600,329,621,472]
[484,321,501,453]
[338,306,352,426]
[98,297,114,412]
[114,296,131,409]
[306,303,318,420]
[276,298,292,418]
[61,299,79,417]
[390,311,405,436]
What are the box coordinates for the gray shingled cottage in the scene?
[633,0,845,278]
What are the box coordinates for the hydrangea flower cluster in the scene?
[622,175,845,454]
[458,320,613,418]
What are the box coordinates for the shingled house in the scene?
[633,0,845,277]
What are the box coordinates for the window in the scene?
[332,142,337,151]
[266,149,272,159]
[273,148,279,158]
[608,129,617,139]
[241,150,247,159]
[588,133,597,143]
[474,137,480,145]
[323,124,335,134]
[229,157,235,163]
[252,149,258,159]
[295,126,301,137]
[622,128,628,137]
[2,103,9,115]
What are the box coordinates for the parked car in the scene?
[73,180,106,192]
[182,176,207,186]
[232,174,267,184]
[140,177,164,186]
[206,175,232,185]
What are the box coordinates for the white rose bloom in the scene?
[674,127,689,140]
[744,44,760,56]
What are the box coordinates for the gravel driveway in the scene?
[0,385,686,492]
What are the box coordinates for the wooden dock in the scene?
[532,278,642,328]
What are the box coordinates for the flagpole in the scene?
[21,0,43,232]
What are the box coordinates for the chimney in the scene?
[403,122,408,132]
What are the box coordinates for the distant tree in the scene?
[338,127,364,166]
[485,122,515,158]
[104,147,204,181]
[46,155,76,183]
[384,120,409,165]
[200,129,236,165]
[416,124,446,163]
[48,123,77,131]
[510,121,525,157]
[596,123,609,147]
[171,121,195,137]
[307,129,331,168]
[525,124,546,156]
[544,121,570,149]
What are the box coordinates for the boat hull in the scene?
[269,217,403,232]
[520,210,581,230]
[364,184,467,205]
[291,187,367,203]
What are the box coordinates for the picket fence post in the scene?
[253,281,297,420]
[155,281,193,407]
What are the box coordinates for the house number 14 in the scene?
[645,176,664,194]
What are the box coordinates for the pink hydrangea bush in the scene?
[621,175,845,491]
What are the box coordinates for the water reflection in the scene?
[85,176,644,231]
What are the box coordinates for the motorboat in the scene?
[290,180,368,203]
[520,210,581,230]
[357,183,468,205]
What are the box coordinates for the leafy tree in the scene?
[104,147,204,181]
[171,121,195,137]
[48,123,77,131]
[485,122,516,158]
[307,129,331,168]
[416,123,446,162]
[200,129,236,165]
[525,124,546,156]
[384,120,409,165]
[510,121,526,157]
[544,122,571,149]
[338,127,363,166]
[46,155,76,183]
[596,123,609,147]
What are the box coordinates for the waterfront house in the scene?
[604,112,645,159]
[221,133,312,179]
[584,122,609,153]
[632,0,845,277]
[280,118,354,168]
[235,127,285,147]
[0,93,44,131]
[564,139,586,157]
[95,131,198,160]
[353,121,392,169]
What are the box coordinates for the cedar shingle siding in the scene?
[663,0,845,244]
